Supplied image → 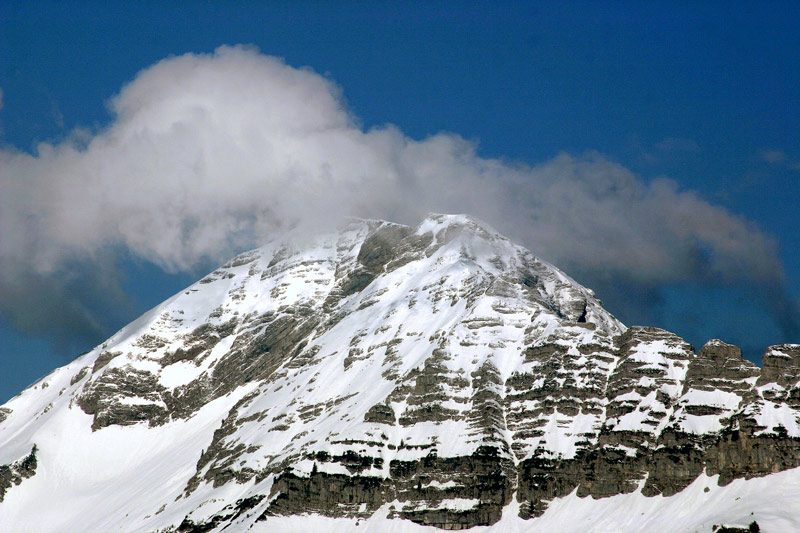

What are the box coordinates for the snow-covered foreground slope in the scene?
[1,214,799,532]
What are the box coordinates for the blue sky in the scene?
[1,2,799,402]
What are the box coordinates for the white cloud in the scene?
[0,45,793,342]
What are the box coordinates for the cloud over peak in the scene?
[1,45,795,348]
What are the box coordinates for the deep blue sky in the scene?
[2,2,799,402]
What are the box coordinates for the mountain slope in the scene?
[1,214,799,532]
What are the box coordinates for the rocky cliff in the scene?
[1,214,798,532]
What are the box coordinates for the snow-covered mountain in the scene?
[2,214,799,532]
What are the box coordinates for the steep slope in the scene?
[1,214,799,532]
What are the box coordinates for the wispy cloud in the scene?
[1,46,795,348]
[760,149,800,171]
[761,149,787,164]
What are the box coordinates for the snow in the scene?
[0,384,258,532]
[159,360,203,388]
[753,401,800,437]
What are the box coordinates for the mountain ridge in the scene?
[1,214,799,532]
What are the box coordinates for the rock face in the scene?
[1,214,799,532]
[0,446,37,503]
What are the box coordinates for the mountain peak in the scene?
[1,215,799,532]
[416,212,500,235]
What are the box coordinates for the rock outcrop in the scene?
[0,446,37,502]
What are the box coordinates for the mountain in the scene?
[1,214,799,532]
